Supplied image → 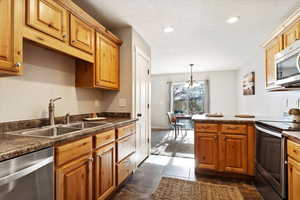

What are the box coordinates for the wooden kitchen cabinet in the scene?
[195,133,218,170]
[26,0,69,42]
[287,139,300,200]
[194,122,254,176]
[283,21,300,49]
[95,33,119,90]
[288,157,300,200]
[265,37,282,89]
[75,33,120,90]
[219,134,248,174]
[94,142,116,200]
[70,14,95,54]
[0,0,21,75]
[56,154,93,200]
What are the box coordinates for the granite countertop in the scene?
[283,131,300,142]
[192,115,256,124]
[0,117,137,162]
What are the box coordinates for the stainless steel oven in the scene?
[0,147,54,200]
[275,40,300,87]
[255,124,286,200]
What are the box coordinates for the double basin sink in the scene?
[7,121,112,139]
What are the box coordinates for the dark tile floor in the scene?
[112,155,263,200]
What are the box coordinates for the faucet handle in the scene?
[65,113,71,124]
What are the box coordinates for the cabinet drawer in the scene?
[55,137,92,166]
[117,134,135,162]
[288,140,300,162]
[221,124,247,134]
[117,124,136,139]
[117,153,135,185]
[95,129,115,149]
[195,123,218,133]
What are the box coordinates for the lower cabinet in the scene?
[219,134,248,174]
[94,142,116,200]
[287,139,300,200]
[194,123,254,176]
[56,154,93,200]
[195,133,218,170]
[288,157,300,200]
[55,123,137,200]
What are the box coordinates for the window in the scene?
[170,80,209,115]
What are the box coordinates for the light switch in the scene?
[119,98,127,107]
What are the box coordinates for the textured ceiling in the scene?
[73,0,300,74]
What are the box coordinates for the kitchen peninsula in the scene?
[192,115,256,177]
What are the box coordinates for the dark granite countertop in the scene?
[192,115,256,124]
[0,117,137,162]
[283,131,300,142]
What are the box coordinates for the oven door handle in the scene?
[255,125,282,138]
[0,156,53,186]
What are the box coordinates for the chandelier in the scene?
[185,64,197,88]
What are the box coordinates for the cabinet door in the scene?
[195,133,218,170]
[288,157,300,200]
[95,143,116,200]
[265,37,281,89]
[27,0,68,41]
[56,154,93,200]
[284,21,300,48]
[70,15,95,54]
[219,134,248,174]
[0,0,19,73]
[95,33,119,89]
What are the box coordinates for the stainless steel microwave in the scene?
[275,40,300,87]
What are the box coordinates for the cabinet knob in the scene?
[14,62,21,68]
[89,157,94,163]
[72,40,76,43]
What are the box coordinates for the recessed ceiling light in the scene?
[226,16,240,24]
[163,27,174,33]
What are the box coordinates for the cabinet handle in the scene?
[72,40,76,43]
[14,62,21,68]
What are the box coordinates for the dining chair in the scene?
[167,112,185,140]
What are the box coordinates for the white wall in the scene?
[102,27,151,115]
[151,70,238,128]
[237,47,300,118]
[0,42,104,122]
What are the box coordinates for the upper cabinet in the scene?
[75,33,121,90]
[283,21,300,48]
[26,0,69,42]
[95,33,119,90]
[265,37,282,89]
[263,10,300,91]
[70,14,95,54]
[0,0,22,75]
[0,0,122,90]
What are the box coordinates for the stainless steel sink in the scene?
[6,121,111,139]
[62,121,109,129]
[20,126,80,138]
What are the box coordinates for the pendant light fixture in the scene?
[186,64,196,88]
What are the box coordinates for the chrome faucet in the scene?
[49,97,62,126]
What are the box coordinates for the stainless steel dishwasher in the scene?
[0,147,54,200]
